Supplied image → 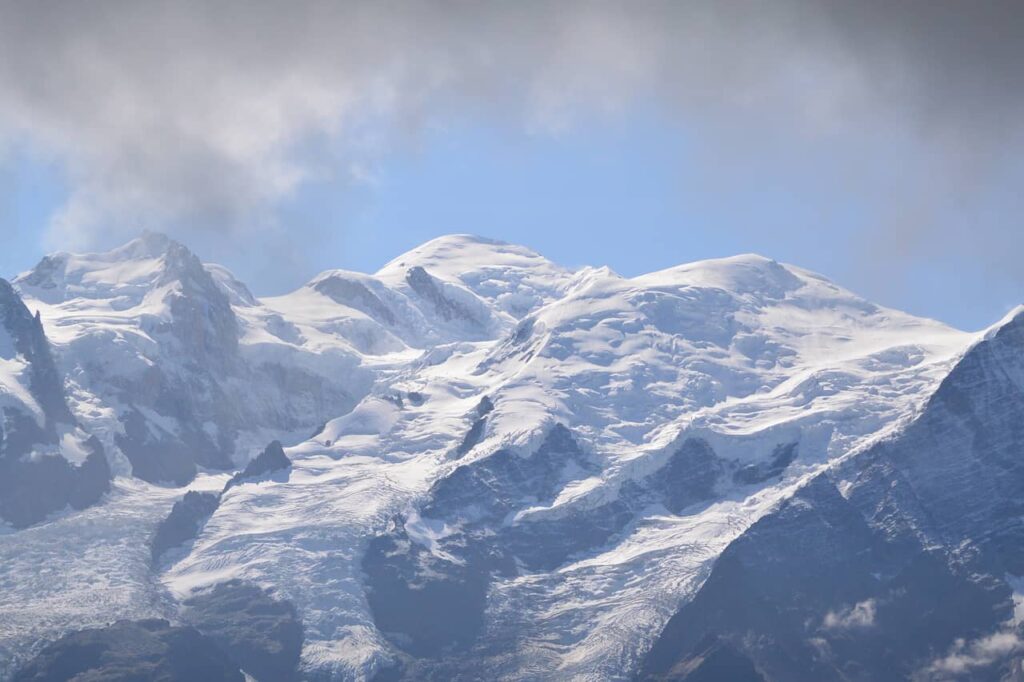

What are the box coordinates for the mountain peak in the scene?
[15,232,205,304]
[635,252,807,301]
[375,234,575,318]
[376,234,552,277]
[981,304,1024,340]
[110,230,177,260]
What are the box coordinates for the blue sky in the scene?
[3,108,1020,332]
[1,3,1022,332]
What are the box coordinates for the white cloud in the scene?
[823,598,877,630]
[0,1,1021,257]
[919,630,1024,679]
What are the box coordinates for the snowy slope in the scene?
[159,244,969,679]
[0,278,109,530]
[1,233,997,681]
[14,233,370,483]
[640,306,1024,681]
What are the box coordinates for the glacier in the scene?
[1,232,1020,681]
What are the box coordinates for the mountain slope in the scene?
[14,233,369,484]
[640,307,1024,681]
[157,244,969,679]
[3,233,1012,682]
[0,278,109,528]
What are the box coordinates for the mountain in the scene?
[13,232,368,485]
[0,277,109,528]
[2,232,1017,681]
[640,306,1024,681]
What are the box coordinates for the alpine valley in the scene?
[2,232,1023,681]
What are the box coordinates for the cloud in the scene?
[919,630,1024,679]
[0,1,1022,255]
[823,598,877,630]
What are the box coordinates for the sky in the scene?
[1,1,1023,331]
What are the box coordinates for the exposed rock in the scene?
[653,438,725,513]
[115,407,200,486]
[12,619,243,682]
[0,280,111,527]
[364,424,598,656]
[454,396,494,458]
[223,440,291,492]
[150,491,220,564]
[405,266,480,325]
[640,311,1024,681]
[0,279,73,426]
[314,276,397,326]
[732,442,798,485]
[183,580,304,682]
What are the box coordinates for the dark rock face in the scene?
[363,520,498,658]
[653,438,725,513]
[732,442,798,485]
[157,241,241,376]
[151,491,221,564]
[25,238,247,486]
[224,440,291,492]
[639,311,1024,681]
[115,407,201,486]
[648,636,766,682]
[314,276,397,326]
[0,441,111,529]
[0,279,111,528]
[0,279,73,426]
[364,424,597,657]
[183,580,304,682]
[405,266,480,325]
[12,619,243,682]
[363,430,738,664]
[150,441,291,565]
[454,396,493,458]
[425,423,596,523]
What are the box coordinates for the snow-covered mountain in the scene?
[1,233,1019,681]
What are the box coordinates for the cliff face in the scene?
[0,278,109,528]
[640,310,1024,682]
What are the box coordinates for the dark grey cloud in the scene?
[0,1,1021,259]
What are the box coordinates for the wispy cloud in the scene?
[0,1,1022,259]
[823,598,877,630]
[918,630,1024,679]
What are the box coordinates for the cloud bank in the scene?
[0,1,1022,258]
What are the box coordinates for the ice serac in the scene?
[640,307,1024,681]
[0,278,110,528]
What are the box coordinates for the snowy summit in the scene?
[2,233,1022,682]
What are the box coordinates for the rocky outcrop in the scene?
[364,424,598,656]
[639,311,1024,681]
[314,276,397,326]
[183,580,304,682]
[0,279,110,528]
[150,440,291,563]
[0,280,72,426]
[12,619,243,682]
[223,440,291,492]
[150,491,221,564]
